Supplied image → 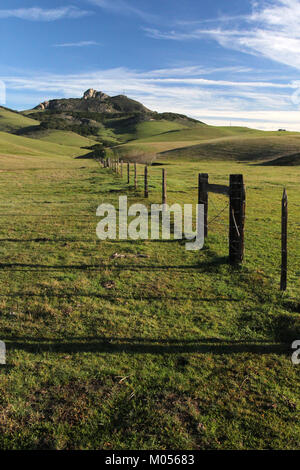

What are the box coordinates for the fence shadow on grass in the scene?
[2,336,289,356]
[0,256,228,273]
[0,293,239,302]
[0,238,89,243]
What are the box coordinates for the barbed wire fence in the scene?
[100,157,292,291]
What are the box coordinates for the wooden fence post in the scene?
[229,174,245,265]
[144,165,148,198]
[162,169,167,205]
[198,173,208,238]
[120,160,123,177]
[281,189,288,291]
[134,163,137,189]
[127,163,130,184]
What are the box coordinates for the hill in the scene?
[148,133,300,164]
[34,88,151,114]
[0,106,40,133]
[261,152,300,166]
[1,90,300,166]
[20,89,204,147]
[15,127,97,148]
[0,130,91,169]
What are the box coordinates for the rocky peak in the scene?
[35,101,50,110]
[83,89,109,101]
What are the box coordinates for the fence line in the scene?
[281,188,288,291]
[100,158,290,289]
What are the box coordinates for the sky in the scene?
[1,0,300,130]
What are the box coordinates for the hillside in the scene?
[15,128,97,148]
[0,106,40,133]
[19,89,205,147]
[0,105,98,160]
[156,133,300,163]
[34,88,151,114]
[0,91,300,165]
[261,152,300,166]
[0,130,92,170]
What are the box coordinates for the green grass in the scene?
[0,131,91,168]
[25,129,97,148]
[118,119,190,142]
[0,145,299,450]
[0,107,98,149]
[118,130,300,164]
[160,134,300,163]
[0,107,39,133]
[133,125,264,144]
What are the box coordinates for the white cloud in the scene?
[53,41,101,47]
[144,27,202,41]
[2,65,300,130]
[88,0,157,22]
[145,0,300,71]
[146,65,253,77]
[0,6,91,21]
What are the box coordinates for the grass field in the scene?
[0,107,39,133]
[18,129,97,148]
[0,131,91,170]
[0,138,299,450]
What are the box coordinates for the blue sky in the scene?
[1,0,300,129]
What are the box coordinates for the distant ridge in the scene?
[34,88,152,114]
[1,99,300,166]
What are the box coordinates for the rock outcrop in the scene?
[35,101,50,110]
[83,89,109,101]
[33,89,151,114]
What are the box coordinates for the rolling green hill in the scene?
[128,125,265,144]
[157,134,300,163]
[0,106,40,133]
[1,91,300,166]
[262,152,300,166]
[0,105,98,158]
[15,128,97,148]
[21,89,206,148]
[0,130,91,169]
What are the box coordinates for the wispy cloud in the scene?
[0,6,91,21]
[145,65,253,77]
[175,15,248,26]
[88,0,157,22]
[53,41,101,48]
[144,27,203,41]
[2,65,299,130]
[145,0,300,71]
